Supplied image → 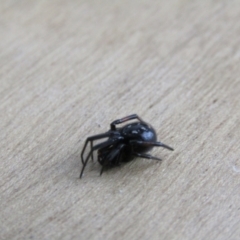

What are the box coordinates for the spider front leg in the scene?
[130,140,174,162]
[132,152,162,161]
[99,143,125,176]
[80,138,118,178]
[110,114,144,130]
[81,132,112,164]
[130,140,174,151]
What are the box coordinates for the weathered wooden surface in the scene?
[1,0,240,239]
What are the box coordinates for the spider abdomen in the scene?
[120,122,157,153]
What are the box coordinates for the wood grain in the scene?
[1,0,240,239]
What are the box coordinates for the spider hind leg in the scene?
[110,114,144,130]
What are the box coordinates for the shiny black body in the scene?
[80,114,174,178]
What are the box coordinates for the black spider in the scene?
[80,114,174,178]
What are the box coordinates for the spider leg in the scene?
[80,139,117,178]
[115,144,125,165]
[130,140,174,151]
[90,141,93,161]
[132,152,162,161]
[99,144,125,176]
[100,164,105,176]
[110,114,144,130]
[81,132,112,165]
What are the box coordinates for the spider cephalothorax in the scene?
[80,114,174,178]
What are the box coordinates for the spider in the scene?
[80,114,174,178]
